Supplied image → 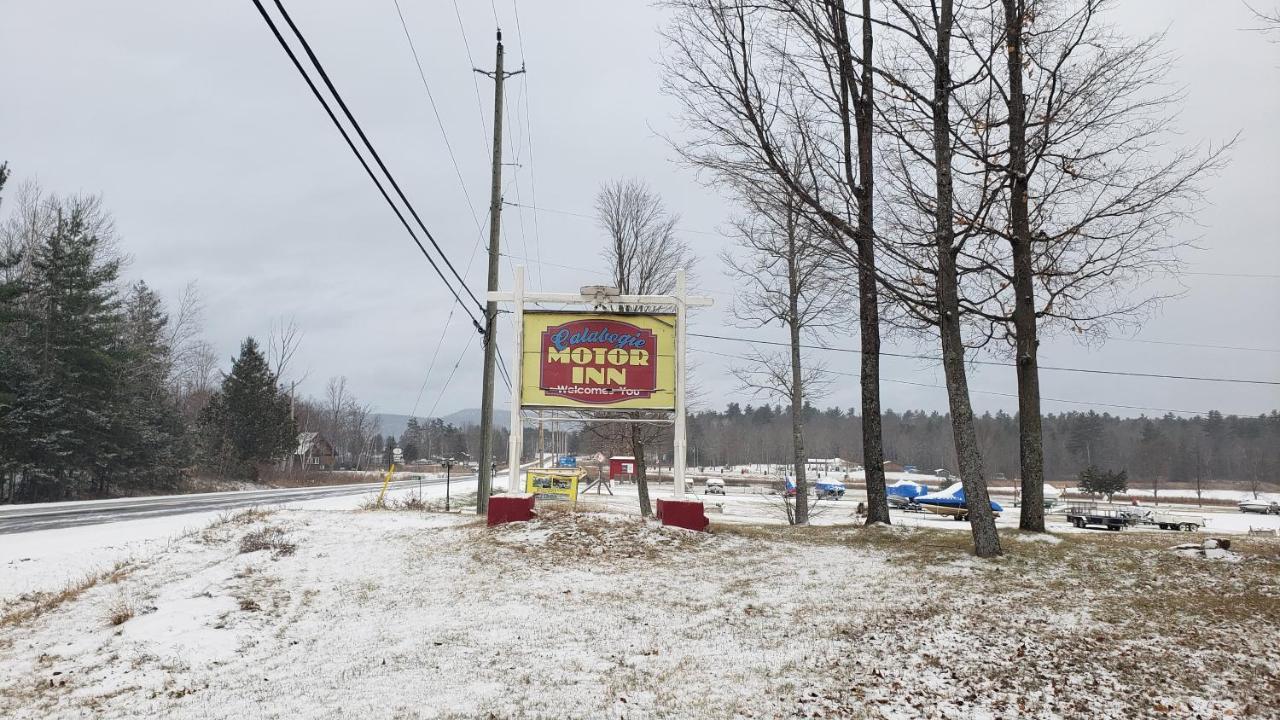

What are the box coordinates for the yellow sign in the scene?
[526,468,582,501]
[521,311,676,410]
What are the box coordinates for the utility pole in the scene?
[474,30,523,514]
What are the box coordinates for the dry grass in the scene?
[227,507,273,525]
[360,492,477,513]
[238,527,296,557]
[106,597,135,626]
[0,561,133,629]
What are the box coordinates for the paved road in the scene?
[0,475,476,535]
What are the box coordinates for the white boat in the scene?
[1239,499,1279,515]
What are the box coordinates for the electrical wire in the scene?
[408,304,457,420]
[425,330,479,420]
[689,332,1280,386]
[488,253,1274,385]
[1181,271,1280,279]
[689,345,1227,417]
[391,0,489,278]
[250,0,485,332]
[502,200,723,236]
[1108,337,1280,354]
[508,0,545,290]
[267,0,484,315]
[451,0,492,160]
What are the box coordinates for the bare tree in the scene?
[1245,2,1280,37]
[268,316,305,387]
[967,0,1232,531]
[593,178,693,517]
[661,0,893,526]
[722,180,843,524]
[595,178,693,302]
[0,179,122,283]
[868,0,1007,555]
[165,281,206,388]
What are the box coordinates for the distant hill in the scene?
[374,408,509,440]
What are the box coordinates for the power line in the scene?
[1109,337,1280,354]
[689,345,1224,417]
[493,252,1274,357]
[1181,271,1280,279]
[501,246,1275,356]
[508,0,546,290]
[424,330,479,420]
[450,0,492,161]
[409,304,457,419]
[495,252,1274,384]
[502,200,723,236]
[502,80,534,282]
[250,0,484,332]
[391,0,489,275]
[495,344,513,392]
[688,331,1280,386]
[267,0,484,316]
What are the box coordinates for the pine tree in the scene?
[109,281,186,493]
[0,162,31,501]
[198,338,295,479]
[18,205,124,499]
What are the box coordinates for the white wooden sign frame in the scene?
[487,266,713,496]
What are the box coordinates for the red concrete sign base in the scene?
[655,498,709,532]
[487,493,537,527]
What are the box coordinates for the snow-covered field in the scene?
[2,498,1278,719]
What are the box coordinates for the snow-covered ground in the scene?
[1,478,476,602]
[2,503,1277,719]
[581,480,1280,534]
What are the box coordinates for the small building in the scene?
[805,458,849,474]
[883,460,905,473]
[294,432,337,470]
[609,456,636,480]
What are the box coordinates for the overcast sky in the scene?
[2,0,1277,421]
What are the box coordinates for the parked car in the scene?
[704,477,726,495]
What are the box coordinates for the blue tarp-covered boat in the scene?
[915,482,1003,518]
[886,478,930,506]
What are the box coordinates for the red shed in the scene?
[609,456,636,480]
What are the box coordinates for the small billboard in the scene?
[520,311,676,410]
[526,468,582,502]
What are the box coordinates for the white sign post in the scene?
[488,267,712,497]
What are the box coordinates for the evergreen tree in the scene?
[17,205,124,499]
[0,162,32,501]
[109,281,186,493]
[198,338,295,479]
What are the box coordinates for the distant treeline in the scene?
[683,403,1280,490]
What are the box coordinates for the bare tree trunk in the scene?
[788,233,809,524]
[631,425,653,518]
[1002,0,1045,532]
[932,0,1001,556]
[854,0,889,525]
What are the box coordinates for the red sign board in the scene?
[538,318,659,405]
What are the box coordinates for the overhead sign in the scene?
[526,468,582,502]
[521,312,676,410]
